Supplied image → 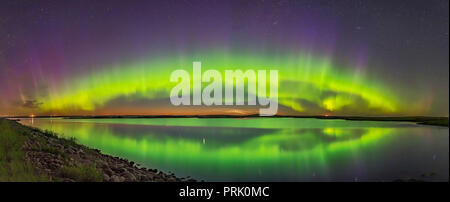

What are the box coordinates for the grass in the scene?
[0,119,48,181]
[0,119,103,182]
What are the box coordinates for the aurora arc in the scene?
[37,49,399,115]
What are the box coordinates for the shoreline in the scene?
[4,115,449,127]
[0,119,194,182]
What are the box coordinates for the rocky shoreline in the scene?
[8,119,194,182]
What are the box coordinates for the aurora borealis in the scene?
[0,0,448,116]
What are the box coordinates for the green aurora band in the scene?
[37,50,400,115]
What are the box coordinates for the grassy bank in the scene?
[0,119,187,182]
[0,119,47,181]
[0,119,101,181]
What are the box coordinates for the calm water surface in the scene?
[19,118,449,181]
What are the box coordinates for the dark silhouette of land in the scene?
[3,114,449,126]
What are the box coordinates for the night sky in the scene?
[0,0,448,116]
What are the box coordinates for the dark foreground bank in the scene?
[0,119,193,182]
[6,115,447,127]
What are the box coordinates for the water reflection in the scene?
[19,118,449,181]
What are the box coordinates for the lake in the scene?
[19,118,449,181]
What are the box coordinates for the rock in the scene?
[77,149,85,154]
[142,175,151,181]
[118,167,127,173]
[98,161,108,169]
[111,175,121,182]
[104,168,113,176]
[103,174,110,182]
[123,172,136,181]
